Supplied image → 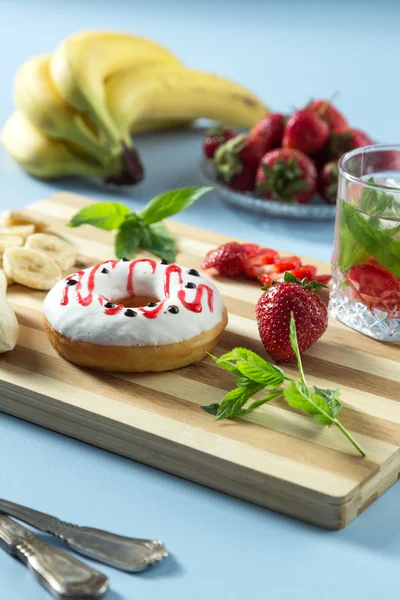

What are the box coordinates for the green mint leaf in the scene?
[140,186,213,225]
[289,313,307,386]
[341,200,400,277]
[235,376,253,387]
[313,386,342,418]
[201,403,220,416]
[213,347,285,386]
[207,353,242,376]
[237,390,283,416]
[215,382,265,420]
[283,381,334,426]
[114,215,141,259]
[68,202,131,230]
[140,221,176,263]
[337,204,369,273]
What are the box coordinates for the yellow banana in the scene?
[1,112,121,180]
[106,64,268,139]
[13,54,111,165]
[49,30,182,147]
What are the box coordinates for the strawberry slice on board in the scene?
[243,248,280,278]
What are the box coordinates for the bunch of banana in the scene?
[2,30,268,185]
[0,210,76,290]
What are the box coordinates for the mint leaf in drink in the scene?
[140,187,213,225]
[359,177,400,219]
[68,202,130,230]
[341,200,400,277]
[114,216,141,259]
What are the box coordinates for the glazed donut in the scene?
[43,257,228,372]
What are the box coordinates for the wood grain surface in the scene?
[1,192,399,530]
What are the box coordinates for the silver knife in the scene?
[0,498,167,572]
[0,514,109,599]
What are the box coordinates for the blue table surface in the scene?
[1,0,400,598]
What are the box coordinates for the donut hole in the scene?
[119,294,161,308]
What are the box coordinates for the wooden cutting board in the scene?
[1,192,399,530]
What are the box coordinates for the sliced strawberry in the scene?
[347,262,400,313]
[243,248,279,278]
[201,242,248,276]
[258,272,283,286]
[272,256,302,273]
[289,265,317,281]
[242,243,261,257]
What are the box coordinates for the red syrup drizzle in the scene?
[60,259,214,318]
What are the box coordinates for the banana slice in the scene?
[25,233,75,271]
[0,224,35,239]
[0,269,8,291]
[0,234,23,253]
[0,268,14,287]
[0,209,49,231]
[3,246,61,290]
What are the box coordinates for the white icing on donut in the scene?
[43,258,226,346]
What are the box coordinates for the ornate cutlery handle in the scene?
[0,515,109,599]
[0,498,168,571]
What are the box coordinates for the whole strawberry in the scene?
[318,160,339,204]
[215,134,266,192]
[201,241,248,276]
[250,113,286,153]
[330,128,374,157]
[256,272,328,362]
[308,99,348,133]
[203,127,236,159]
[256,148,317,204]
[283,108,329,154]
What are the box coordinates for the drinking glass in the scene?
[329,144,400,341]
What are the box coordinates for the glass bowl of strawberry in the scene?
[329,144,400,341]
[201,101,375,220]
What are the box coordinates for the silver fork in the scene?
[0,498,168,572]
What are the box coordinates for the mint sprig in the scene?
[338,177,400,276]
[202,313,365,457]
[67,186,213,261]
